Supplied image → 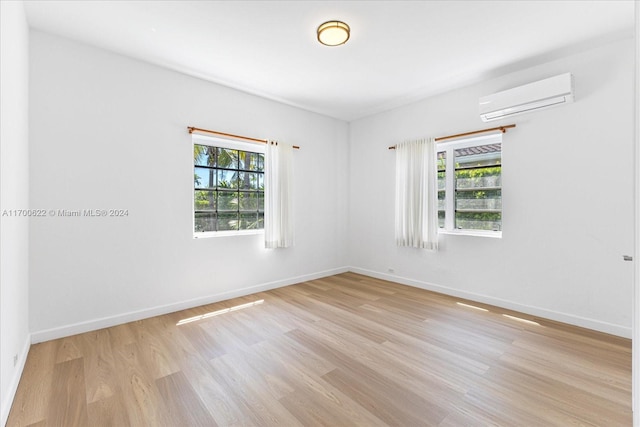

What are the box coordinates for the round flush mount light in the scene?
[317,20,350,46]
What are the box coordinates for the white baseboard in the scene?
[31,266,349,344]
[349,267,632,339]
[1,333,31,427]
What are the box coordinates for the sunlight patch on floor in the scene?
[177,299,264,325]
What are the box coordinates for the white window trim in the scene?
[437,133,503,238]
[192,134,265,155]
[194,229,264,239]
[192,134,265,238]
[439,229,502,238]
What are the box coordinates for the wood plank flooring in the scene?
[7,273,632,426]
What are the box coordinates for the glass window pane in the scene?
[456,171,502,189]
[242,152,259,171]
[217,170,237,188]
[437,151,446,190]
[217,148,238,169]
[217,191,238,211]
[437,151,446,170]
[258,193,264,212]
[454,143,501,169]
[194,190,216,211]
[438,191,446,222]
[194,144,217,167]
[438,211,445,229]
[257,153,265,172]
[239,192,259,210]
[455,212,502,231]
[238,172,259,190]
[437,151,446,228]
[194,167,215,188]
[456,189,502,210]
[237,151,247,170]
[217,212,239,231]
[240,212,260,230]
[195,212,216,232]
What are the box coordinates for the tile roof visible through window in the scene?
[454,144,501,157]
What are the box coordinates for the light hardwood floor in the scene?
[7,273,632,426]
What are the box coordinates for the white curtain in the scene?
[395,138,438,250]
[264,141,294,248]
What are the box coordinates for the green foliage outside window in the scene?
[193,144,264,232]
[438,146,502,232]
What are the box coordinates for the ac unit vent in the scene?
[480,73,574,122]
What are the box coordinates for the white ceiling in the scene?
[24,1,635,122]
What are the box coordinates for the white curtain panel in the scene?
[264,141,294,248]
[395,138,439,250]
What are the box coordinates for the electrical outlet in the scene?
[13,354,18,367]
[387,267,395,274]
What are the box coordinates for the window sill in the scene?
[194,229,264,239]
[438,229,502,239]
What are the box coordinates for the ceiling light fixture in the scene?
[317,20,350,46]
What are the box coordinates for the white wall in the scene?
[349,38,635,337]
[633,2,639,423]
[28,31,349,341]
[0,1,31,424]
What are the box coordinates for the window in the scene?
[437,133,502,236]
[193,136,264,235]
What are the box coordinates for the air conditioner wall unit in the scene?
[479,73,574,122]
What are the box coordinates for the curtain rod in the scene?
[188,126,300,149]
[388,124,516,150]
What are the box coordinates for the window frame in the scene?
[437,133,503,238]
[192,134,265,239]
